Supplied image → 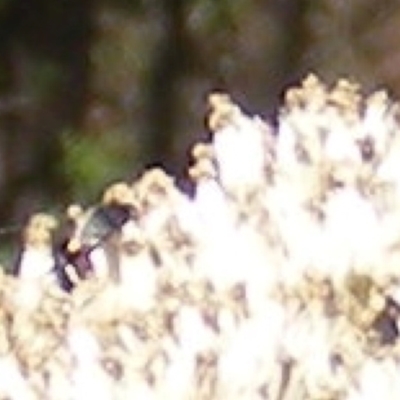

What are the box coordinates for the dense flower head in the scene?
[4,75,400,399]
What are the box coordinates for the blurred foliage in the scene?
[61,130,136,201]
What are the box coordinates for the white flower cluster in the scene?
[2,74,400,399]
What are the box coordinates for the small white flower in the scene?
[0,355,36,400]
[118,248,158,311]
[174,305,214,354]
[68,327,113,400]
[193,176,232,234]
[18,247,55,280]
[323,187,381,280]
[218,301,285,397]
[323,117,361,167]
[360,91,398,157]
[354,358,400,400]
[161,346,196,400]
[209,94,269,194]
